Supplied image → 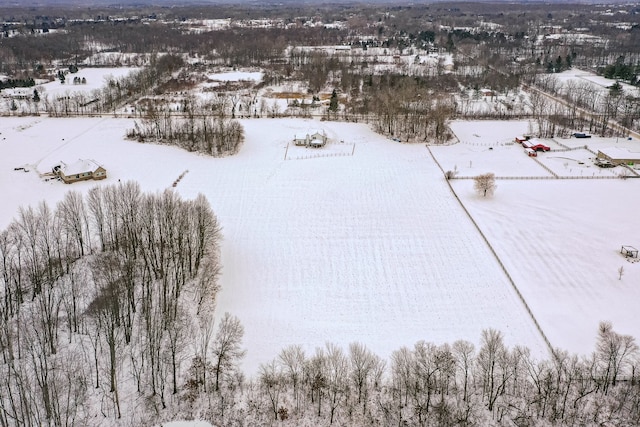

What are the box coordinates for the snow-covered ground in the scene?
[437,121,640,355]
[3,116,637,374]
[206,71,264,82]
[0,67,140,113]
[554,68,640,97]
[157,422,213,427]
[433,120,636,178]
[0,117,549,375]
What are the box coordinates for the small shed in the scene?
[621,245,638,258]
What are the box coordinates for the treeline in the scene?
[0,77,35,90]
[0,182,223,425]
[530,73,640,136]
[126,100,244,156]
[43,53,184,117]
[0,184,639,426]
[212,325,638,426]
[601,61,640,86]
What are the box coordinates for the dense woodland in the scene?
[1,2,640,426]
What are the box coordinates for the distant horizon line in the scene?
[0,0,627,8]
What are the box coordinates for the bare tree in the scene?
[473,172,497,197]
[212,312,246,392]
[259,359,286,421]
[349,342,384,417]
[596,321,638,393]
[279,345,306,414]
[325,343,349,424]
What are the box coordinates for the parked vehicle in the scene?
[573,132,592,138]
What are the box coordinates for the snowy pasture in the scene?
[0,116,548,373]
[434,120,635,178]
[206,71,264,83]
[0,67,140,113]
[39,67,140,98]
[554,68,640,97]
[435,121,640,355]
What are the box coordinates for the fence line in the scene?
[549,144,589,152]
[531,157,559,178]
[453,175,624,180]
[286,151,353,161]
[426,145,555,356]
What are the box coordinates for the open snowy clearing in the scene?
[432,120,636,178]
[0,116,548,373]
[554,68,640,97]
[0,67,141,113]
[433,121,640,355]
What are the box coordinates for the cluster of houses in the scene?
[52,159,107,183]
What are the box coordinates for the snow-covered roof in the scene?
[61,159,103,175]
[598,147,640,161]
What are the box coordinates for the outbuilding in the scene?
[597,148,640,166]
[522,139,550,151]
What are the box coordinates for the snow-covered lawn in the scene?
[0,116,548,374]
[433,121,636,178]
[37,67,140,98]
[449,179,640,354]
[554,68,640,97]
[436,120,640,355]
[0,67,140,113]
[206,71,264,82]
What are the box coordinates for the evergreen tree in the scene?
[329,89,339,112]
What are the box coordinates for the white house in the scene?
[293,130,328,148]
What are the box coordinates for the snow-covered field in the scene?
[554,68,640,97]
[434,120,637,178]
[1,67,140,113]
[0,117,549,374]
[3,116,638,373]
[436,121,640,355]
[206,71,264,82]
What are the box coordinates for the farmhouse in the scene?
[293,130,328,148]
[54,159,107,184]
[597,148,640,166]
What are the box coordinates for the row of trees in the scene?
[1,186,639,426]
[530,73,640,137]
[126,98,244,156]
[0,182,227,425]
[180,326,639,426]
